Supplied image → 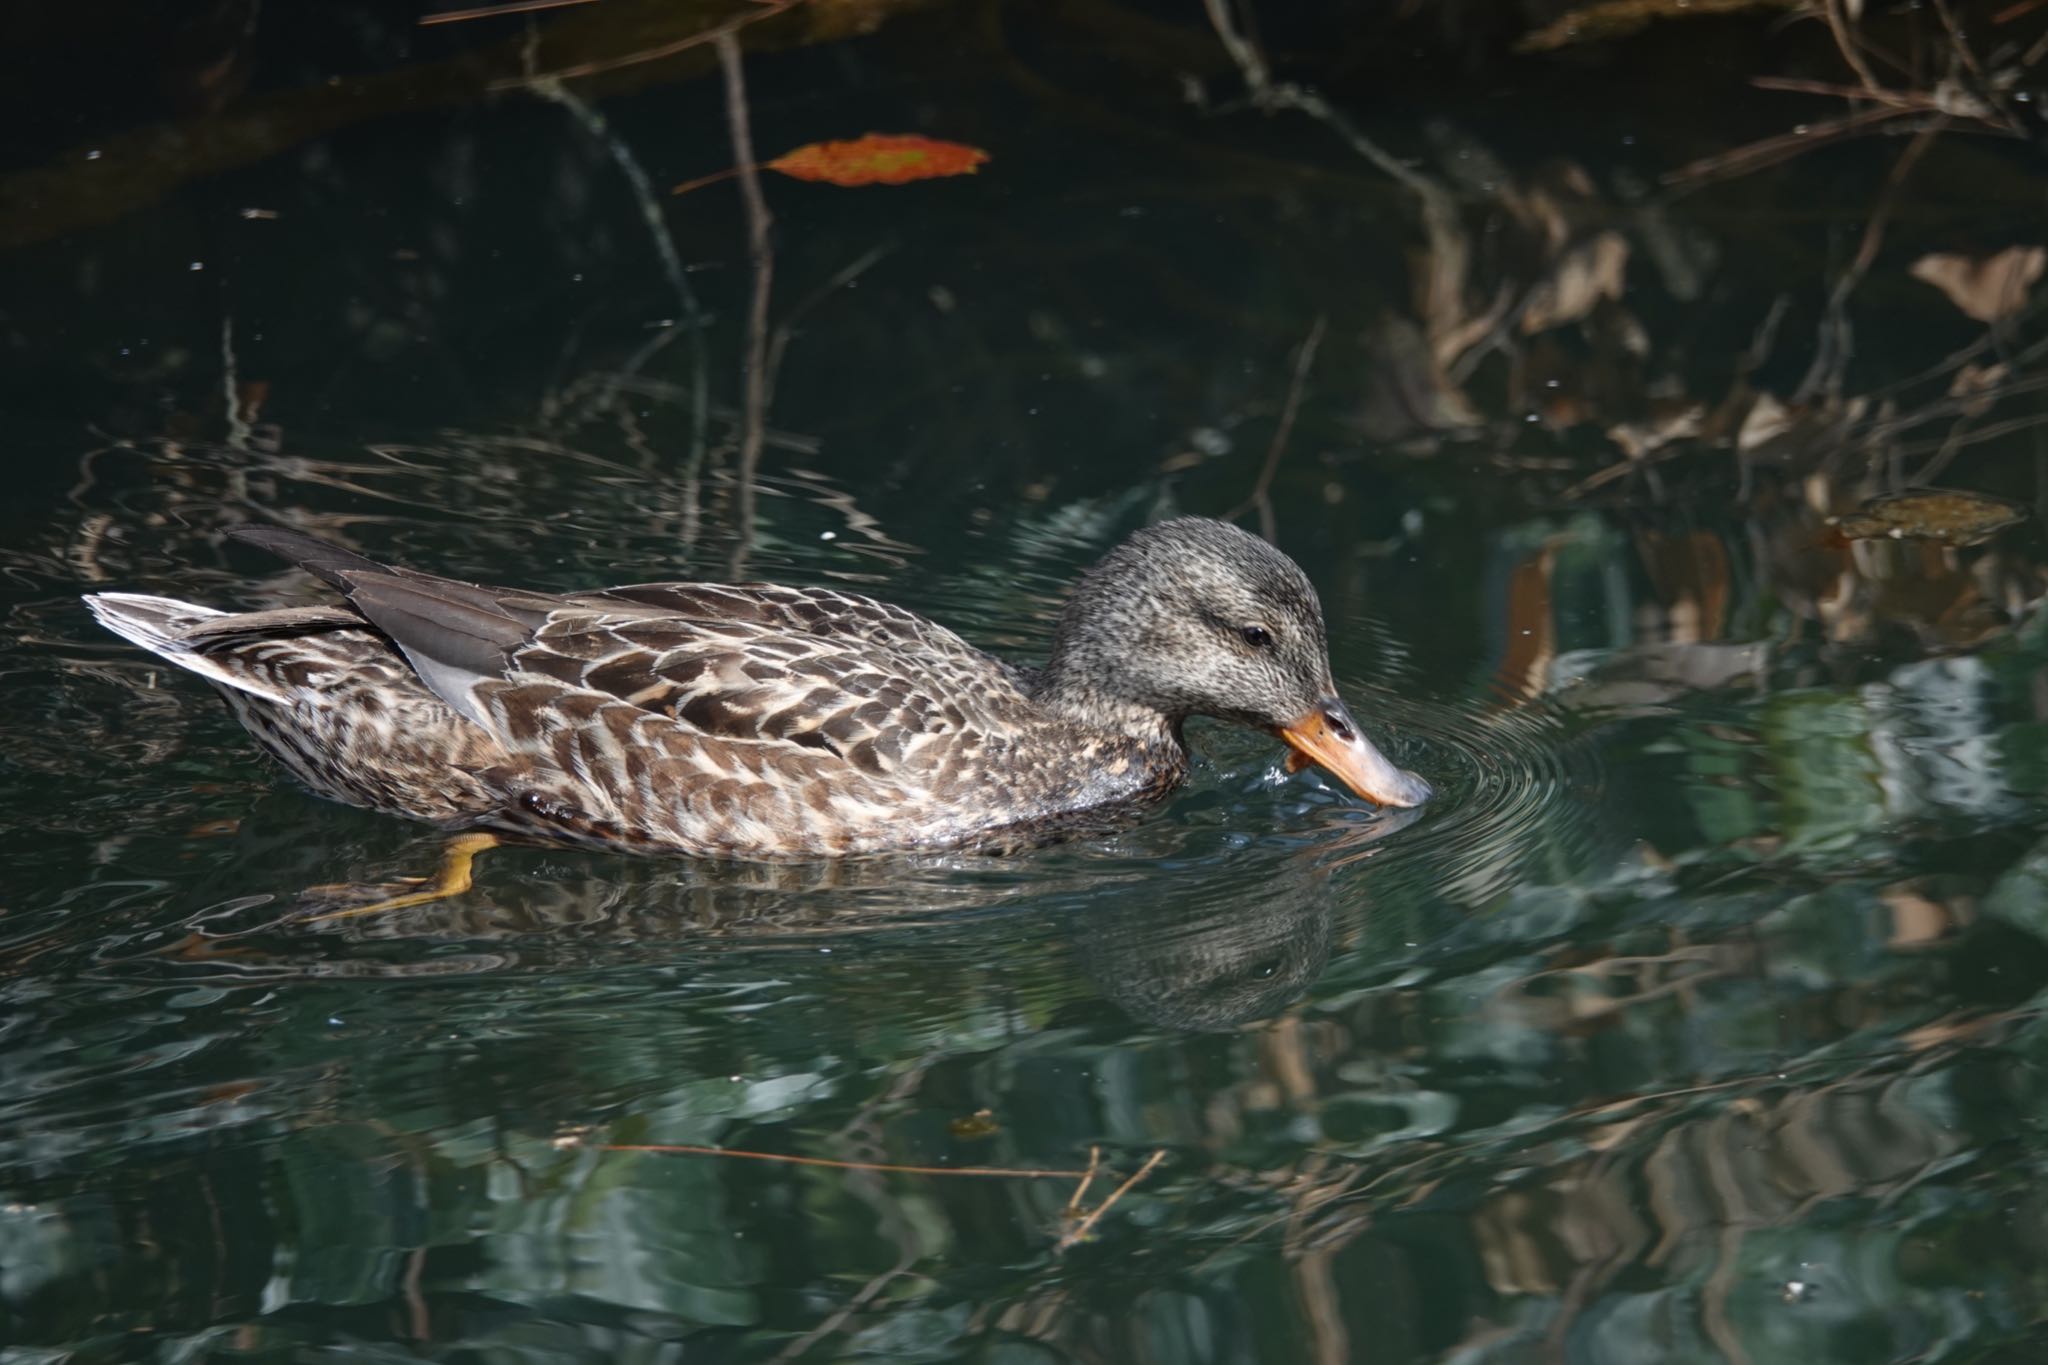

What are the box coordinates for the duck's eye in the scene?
[1240,624,1275,649]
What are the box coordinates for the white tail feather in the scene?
[83,593,289,703]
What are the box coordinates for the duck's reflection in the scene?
[1070,877,1332,1032]
[1072,805,1422,1031]
[105,802,1425,1036]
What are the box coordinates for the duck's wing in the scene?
[231,527,1028,782]
[496,584,1026,776]
[400,587,1047,851]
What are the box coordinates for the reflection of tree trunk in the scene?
[1293,1248,1351,1365]
[1635,529,1731,643]
[1701,1221,1754,1365]
[1494,543,1557,702]
[400,1244,431,1343]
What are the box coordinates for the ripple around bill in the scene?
[1324,680,1606,913]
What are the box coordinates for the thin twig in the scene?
[1202,0,1471,372]
[401,1246,431,1340]
[1796,119,1944,402]
[1849,371,2048,443]
[1852,118,1944,278]
[1203,0,1270,90]
[717,29,774,578]
[1056,1149,1168,1251]
[1869,295,2048,399]
[1064,1145,1103,1219]
[1227,315,1326,542]
[1735,311,1763,496]
[1440,282,1524,386]
[671,166,744,197]
[420,0,597,25]
[765,242,893,409]
[600,1143,1092,1179]
[531,76,710,470]
[491,0,800,90]
[1824,0,1885,94]
[221,317,251,453]
[2024,26,2048,71]
[771,1254,919,1362]
[1673,16,2025,196]
[1200,0,1441,199]
[1664,104,1914,189]
[1910,413,1978,488]
[530,81,691,308]
[1930,0,2007,124]
[1749,74,1923,108]
[1906,409,2048,482]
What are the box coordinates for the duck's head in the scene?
[1042,516,1433,808]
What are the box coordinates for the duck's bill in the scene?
[1276,699,1434,809]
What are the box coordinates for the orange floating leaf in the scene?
[766,133,989,187]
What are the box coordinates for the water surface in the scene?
[6,3,2048,1360]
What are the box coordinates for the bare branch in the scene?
[1824,0,1885,94]
[420,0,598,25]
[1228,315,1328,543]
[717,29,775,578]
[1057,1150,1168,1251]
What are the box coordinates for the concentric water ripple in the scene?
[1346,684,1606,911]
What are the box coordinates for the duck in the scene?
[84,517,1432,862]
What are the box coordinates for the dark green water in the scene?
[7,3,2048,1361]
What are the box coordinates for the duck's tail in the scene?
[83,593,289,703]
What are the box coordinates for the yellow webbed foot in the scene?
[303,833,502,923]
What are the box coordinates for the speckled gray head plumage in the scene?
[1040,516,1337,730]
[1038,516,1432,810]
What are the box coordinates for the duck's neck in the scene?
[1031,656,1183,753]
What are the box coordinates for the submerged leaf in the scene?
[1520,231,1630,334]
[768,133,989,187]
[1828,490,2028,547]
[948,1108,1000,1139]
[1909,247,2045,323]
[1736,392,1793,453]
